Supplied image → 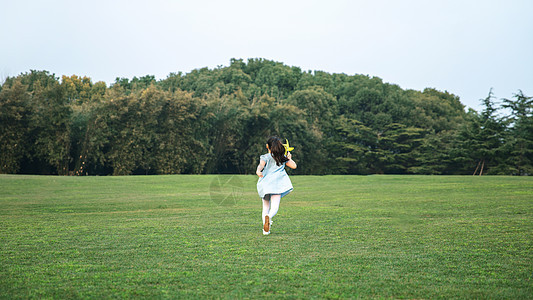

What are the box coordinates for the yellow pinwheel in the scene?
[282,139,294,156]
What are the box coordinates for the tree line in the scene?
[1,58,531,176]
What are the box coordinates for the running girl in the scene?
[256,136,297,235]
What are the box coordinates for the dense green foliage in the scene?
[1,174,532,298]
[1,59,531,175]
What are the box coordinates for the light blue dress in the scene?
[257,153,293,200]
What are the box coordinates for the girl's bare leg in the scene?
[262,198,270,227]
[268,194,281,219]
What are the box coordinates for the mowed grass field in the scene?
[0,174,531,299]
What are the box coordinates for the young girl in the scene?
[256,136,297,235]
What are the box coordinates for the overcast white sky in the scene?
[1,0,532,111]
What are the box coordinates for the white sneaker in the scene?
[262,229,270,235]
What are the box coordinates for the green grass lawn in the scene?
[0,174,531,299]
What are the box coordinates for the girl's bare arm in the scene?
[256,160,266,177]
[286,152,297,169]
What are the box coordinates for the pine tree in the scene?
[459,90,507,175]
[502,90,533,175]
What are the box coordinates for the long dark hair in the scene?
[267,136,290,166]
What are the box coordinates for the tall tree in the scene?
[333,117,378,174]
[455,90,507,175]
[0,79,31,173]
[409,130,457,175]
[153,88,206,174]
[502,90,533,175]
[102,86,165,175]
[32,79,72,175]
